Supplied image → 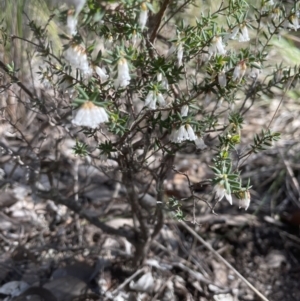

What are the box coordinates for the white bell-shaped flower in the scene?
[72,101,109,128]
[214,183,232,205]
[114,58,131,89]
[65,44,92,76]
[94,66,109,82]
[232,61,247,82]
[223,27,239,42]
[157,93,166,107]
[288,14,300,31]
[180,105,189,117]
[67,10,77,36]
[208,36,226,56]
[145,91,156,110]
[132,30,138,46]
[186,124,196,140]
[144,91,166,110]
[139,2,148,31]
[239,24,250,42]
[271,7,280,21]
[157,73,169,90]
[170,124,196,143]
[177,43,184,66]
[238,190,251,210]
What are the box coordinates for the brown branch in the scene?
[0,60,35,99]
[152,152,175,239]
[157,0,193,35]
[149,0,172,43]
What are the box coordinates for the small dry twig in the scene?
[180,221,270,301]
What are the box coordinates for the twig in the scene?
[0,60,35,99]
[279,150,300,208]
[267,75,295,130]
[149,0,171,43]
[157,0,193,35]
[180,221,269,301]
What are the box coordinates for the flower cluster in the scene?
[170,125,196,144]
[64,43,92,76]
[144,91,166,110]
[214,184,251,210]
[214,183,232,205]
[208,36,226,57]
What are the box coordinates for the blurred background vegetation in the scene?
[1,0,299,69]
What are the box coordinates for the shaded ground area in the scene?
[1,54,300,299]
[0,195,300,301]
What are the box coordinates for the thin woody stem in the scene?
[0,60,35,99]
[150,0,172,43]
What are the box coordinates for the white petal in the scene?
[239,197,250,210]
[89,110,100,128]
[145,91,157,109]
[177,44,183,66]
[225,192,233,205]
[157,93,166,107]
[179,126,189,142]
[214,184,225,200]
[139,9,148,31]
[239,26,250,42]
[186,125,196,141]
[232,65,241,81]
[181,105,189,117]
[95,66,109,81]
[67,14,77,36]
[118,59,129,77]
[229,27,239,40]
[72,108,86,125]
[99,107,109,122]
[216,38,226,55]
